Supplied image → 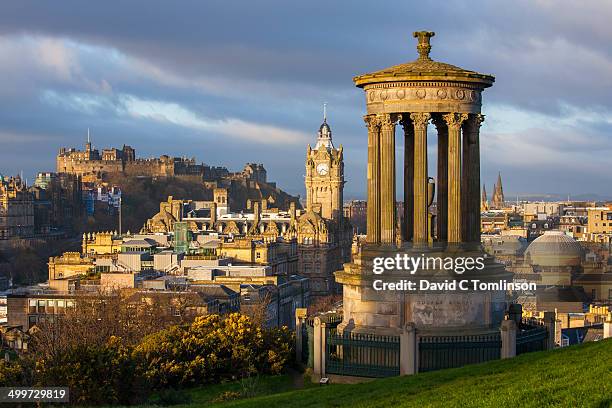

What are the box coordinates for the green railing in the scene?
[418,333,501,372]
[300,313,342,368]
[517,319,548,355]
[326,330,400,378]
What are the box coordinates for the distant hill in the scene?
[84,175,300,233]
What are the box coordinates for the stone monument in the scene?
[335,31,511,336]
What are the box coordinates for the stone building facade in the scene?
[299,117,352,296]
[138,117,353,297]
[0,175,34,240]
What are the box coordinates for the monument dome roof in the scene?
[524,231,583,267]
[354,31,494,88]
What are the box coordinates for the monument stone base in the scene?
[335,243,512,336]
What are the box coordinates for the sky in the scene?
[0,1,611,199]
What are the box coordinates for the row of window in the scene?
[28,299,75,315]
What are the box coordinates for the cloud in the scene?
[119,95,310,145]
[0,1,611,196]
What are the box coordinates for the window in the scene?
[28,315,37,327]
[609,289,612,301]
[47,300,55,314]
[29,300,37,314]
[37,300,45,314]
[57,300,65,314]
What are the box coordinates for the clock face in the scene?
[316,163,329,175]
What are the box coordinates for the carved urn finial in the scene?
[413,31,435,60]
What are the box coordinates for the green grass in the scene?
[194,339,612,408]
[143,373,314,407]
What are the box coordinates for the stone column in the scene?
[433,116,448,242]
[443,113,468,243]
[295,308,307,362]
[462,114,485,244]
[400,117,414,242]
[410,113,431,245]
[603,313,612,339]
[313,317,327,379]
[400,322,417,375]
[379,114,397,245]
[365,115,381,244]
[500,319,517,359]
[543,311,557,350]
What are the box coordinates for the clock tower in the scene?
[305,112,344,221]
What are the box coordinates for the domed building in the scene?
[524,231,583,285]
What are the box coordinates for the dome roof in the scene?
[354,31,494,88]
[319,120,331,133]
[525,231,583,267]
[315,118,334,150]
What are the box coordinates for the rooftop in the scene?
[354,31,494,88]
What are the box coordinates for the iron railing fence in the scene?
[418,333,501,372]
[300,313,342,368]
[516,318,548,355]
[326,330,400,378]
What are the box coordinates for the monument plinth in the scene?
[336,32,511,336]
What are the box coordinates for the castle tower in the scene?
[304,107,345,221]
[213,188,229,216]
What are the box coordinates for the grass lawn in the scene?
[188,339,612,408]
[143,372,315,407]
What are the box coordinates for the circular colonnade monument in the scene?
[335,31,512,336]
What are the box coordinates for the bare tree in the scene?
[30,289,199,358]
[308,294,342,315]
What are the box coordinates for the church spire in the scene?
[496,172,504,197]
[481,184,488,211]
[492,172,505,209]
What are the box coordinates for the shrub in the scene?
[0,359,29,386]
[5,313,294,405]
[134,313,294,388]
[34,336,147,406]
[259,326,294,375]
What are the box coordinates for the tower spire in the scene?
[492,172,505,209]
[481,184,489,212]
[315,104,334,150]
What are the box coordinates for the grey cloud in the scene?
[0,1,611,196]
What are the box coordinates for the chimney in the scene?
[210,202,217,224]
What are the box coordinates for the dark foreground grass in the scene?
[200,339,612,408]
[143,374,304,407]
